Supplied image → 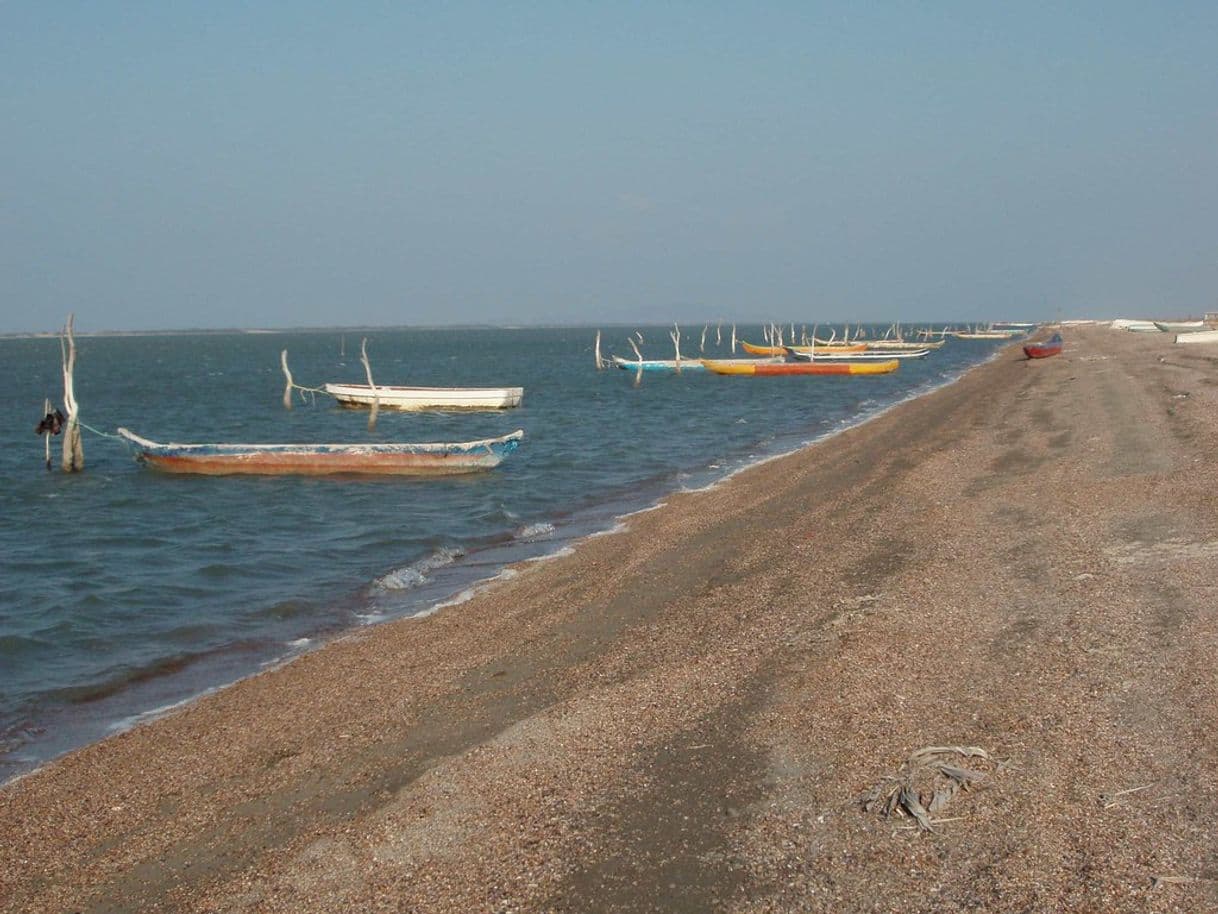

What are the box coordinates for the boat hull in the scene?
[323,383,523,410]
[1154,321,1207,333]
[864,340,945,351]
[1023,333,1063,359]
[1175,329,1218,345]
[611,357,706,372]
[117,429,523,476]
[702,359,898,376]
[788,348,928,361]
[739,341,867,356]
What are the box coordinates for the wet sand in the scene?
[3,326,1217,913]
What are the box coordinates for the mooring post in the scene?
[360,338,380,431]
[60,314,84,472]
[281,350,294,409]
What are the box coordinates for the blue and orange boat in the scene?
[117,428,523,476]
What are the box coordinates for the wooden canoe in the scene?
[323,383,523,410]
[786,347,929,361]
[1023,333,1063,359]
[739,340,868,356]
[117,428,524,476]
[864,339,945,351]
[611,356,706,372]
[952,330,1023,340]
[612,355,784,372]
[702,359,898,376]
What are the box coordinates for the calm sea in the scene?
[0,325,1011,780]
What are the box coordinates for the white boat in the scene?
[1175,329,1218,345]
[323,383,523,411]
[864,339,945,351]
[1109,319,1158,332]
[1154,321,1207,333]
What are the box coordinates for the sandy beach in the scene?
[3,326,1216,913]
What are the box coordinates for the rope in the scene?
[290,381,330,396]
[76,420,125,441]
[287,380,331,407]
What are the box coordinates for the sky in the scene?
[2,2,1216,333]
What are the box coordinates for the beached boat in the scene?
[1109,319,1158,332]
[1175,329,1218,345]
[702,359,898,376]
[1153,321,1207,334]
[1023,333,1063,359]
[786,347,929,361]
[740,340,866,356]
[323,383,523,411]
[117,428,524,476]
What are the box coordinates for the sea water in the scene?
[0,325,1010,780]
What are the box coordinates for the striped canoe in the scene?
[702,359,898,376]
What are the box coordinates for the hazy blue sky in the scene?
[3,2,1215,332]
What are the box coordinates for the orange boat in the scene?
[739,340,867,356]
[702,359,898,376]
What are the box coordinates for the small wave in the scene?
[616,502,666,520]
[373,546,465,592]
[425,587,477,614]
[588,521,628,538]
[517,521,555,539]
[524,545,576,563]
[105,687,221,734]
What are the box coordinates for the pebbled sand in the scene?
[2,326,1217,913]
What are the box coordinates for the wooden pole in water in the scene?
[360,338,380,431]
[595,330,604,370]
[60,314,83,472]
[280,350,294,409]
[43,397,52,470]
[670,324,682,373]
[700,323,708,353]
[716,323,722,346]
[628,337,644,387]
[731,323,737,353]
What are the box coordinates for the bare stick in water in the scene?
[628,337,644,387]
[281,350,294,409]
[60,314,83,472]
[360,338,379,431]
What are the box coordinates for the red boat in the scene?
[1023,332,1063,359]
